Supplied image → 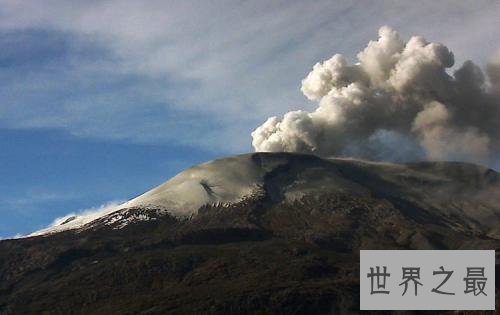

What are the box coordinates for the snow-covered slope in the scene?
[29,154,267,236]
[122,154,266,214]
[29,152,500,237]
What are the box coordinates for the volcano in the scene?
[1,152,499,314]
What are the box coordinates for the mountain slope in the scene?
[33,153,500,237]
[1,152,499,314]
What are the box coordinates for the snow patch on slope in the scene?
[85,207,169,230]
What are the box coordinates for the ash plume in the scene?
[251,27,500,165]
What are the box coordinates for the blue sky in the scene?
[0,0,499,238]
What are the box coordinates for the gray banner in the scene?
[360,250,495,310]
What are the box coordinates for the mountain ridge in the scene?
[1,152,499,314]
[29,152,500,238]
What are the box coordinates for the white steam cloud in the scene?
[252,27,500,165]
[28,201,124,237]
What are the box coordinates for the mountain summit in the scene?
[33,153,500,238]
[1,153,499,314]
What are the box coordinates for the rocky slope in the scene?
[0,152,499,314]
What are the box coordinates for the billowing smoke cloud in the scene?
[252,27,500,165]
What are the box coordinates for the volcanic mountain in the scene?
[1,152,499,314]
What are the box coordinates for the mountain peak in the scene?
[29,152,500,238]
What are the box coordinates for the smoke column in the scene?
[252,27,500,165]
